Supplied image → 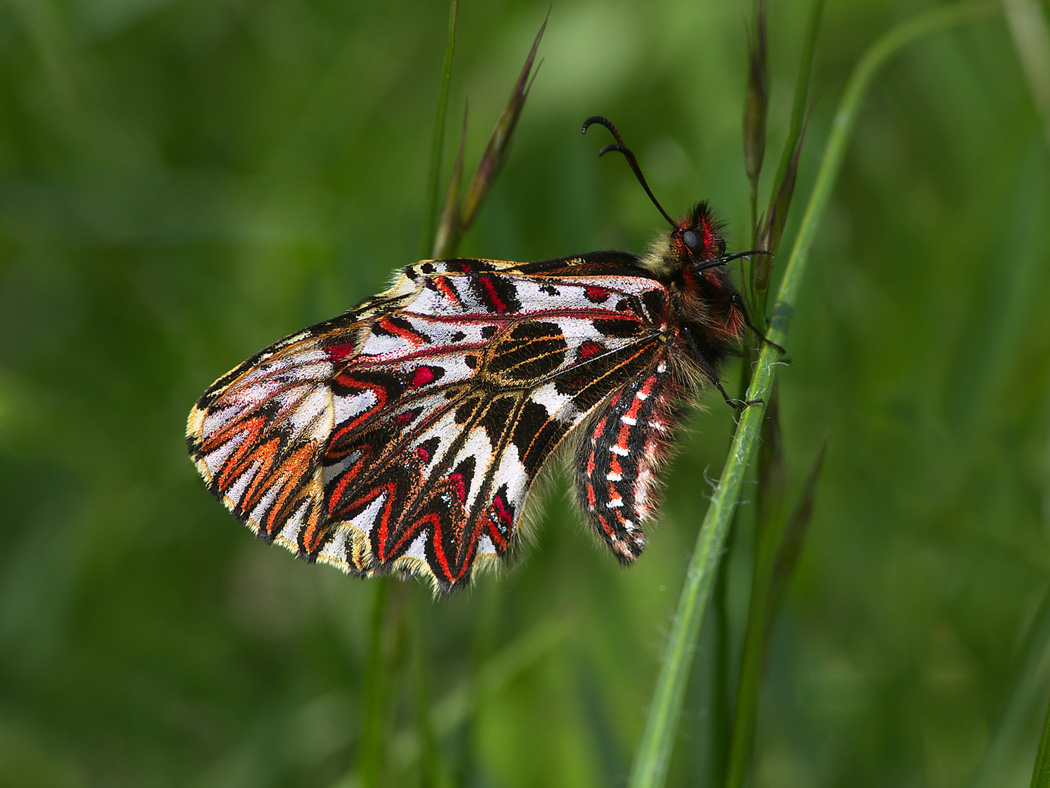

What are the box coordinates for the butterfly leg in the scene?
[682,325,759,409]
[729,291,786,354]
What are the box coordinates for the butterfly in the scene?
[186,116,777,594]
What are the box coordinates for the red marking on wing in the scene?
[411,366,435,387]
[479,276,507,313]
[448,473,467,503]
[490,492,512,528]
[578,340,604,360]
[377,316,426,344]
[432,276,461,303]
[327,341,357,361]
[584,286,609,303]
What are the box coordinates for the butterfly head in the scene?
[674,202,728,265]
[640,202,729,281]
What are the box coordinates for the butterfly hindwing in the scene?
[575,358,688,563]
[188,256,674,591]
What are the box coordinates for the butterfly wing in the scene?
[188,256,673,592]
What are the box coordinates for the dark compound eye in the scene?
[681,229,701,253]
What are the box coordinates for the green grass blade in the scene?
[627,5,999,788]
[417,0,459,260]
[1003,0,1050,150]
[725,427,827,788]
[743,0,769,243]
[1031,690,1050,788]
[752,0,822,314]
[357,579,393,788]
[458,11,546,234]
[432,106,469,260]
[970,585,1050,788]
[764,0,822,235]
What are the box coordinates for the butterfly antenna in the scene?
[582,116,678,231]
[695,249,773,272]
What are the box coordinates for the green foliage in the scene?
[0,2,1048,787]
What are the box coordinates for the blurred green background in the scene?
[2,0,1049,786]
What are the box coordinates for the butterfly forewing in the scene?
[188,256,675,592]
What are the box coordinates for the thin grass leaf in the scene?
[432,105,469,260]
[418,0,459,259]
[388,617,572,765]
[766,428,828,635]
[1030,691,1050,788]
[726,427,828,788]
[627,5,999,787]
[410,600,449,788]
[1003,0,1050,151]
[763,0,822,238]
[358,579,393,788]
[364,6,458,781]
[726,396,809,788]
[367,12,545,784]
[971,584,1050,788]
[458,11,547,233]
[725,4,816,778]
[757,120,808,285]
[1032,685,1050,788]
[709,560,733,788]
[750,0,822,317]
[744,0,769,242]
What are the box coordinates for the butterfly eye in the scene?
[681,229,702,254]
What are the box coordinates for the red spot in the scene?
[448,473,467,503]
[411,366,435,387]
[416,445,431,463]
[584,286,609,303]
[393,409,418,429]
[490,493,512,528]
[326,342,356,361]
[578,340,603,360]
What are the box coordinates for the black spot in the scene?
[454,396,482,425]
[487,322,568,381]
[470,273,523,314]
[642,290,668,320]
[450,455,476,492]
[480,396,517,444]
[592,317,642,339]
[513,400,568,476]
[481,326,498,339]
[451,330,467,342]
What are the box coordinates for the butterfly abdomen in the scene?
[574,356,688,563]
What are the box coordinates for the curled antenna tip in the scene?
[581,115,613,135]
[581,115,675,231]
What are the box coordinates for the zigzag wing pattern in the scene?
[187,257,673,592]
